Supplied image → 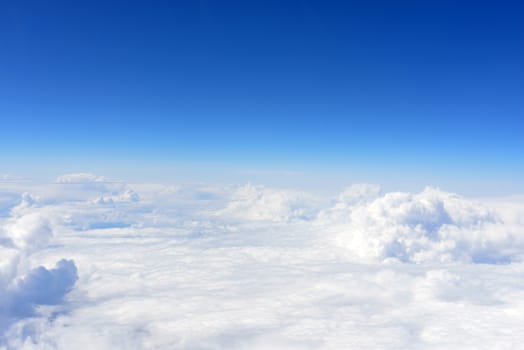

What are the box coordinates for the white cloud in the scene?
[0,205,78,343]
[4,214,52,252]
[320,186,522,263]
[54,173,111,185]
[1,175,524,349]
[216,183,316,222]
[51,173,136,204]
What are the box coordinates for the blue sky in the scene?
[1,1,522,193]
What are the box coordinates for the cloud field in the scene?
[1,174,524,349]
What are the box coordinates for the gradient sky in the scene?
[1,1,523,193]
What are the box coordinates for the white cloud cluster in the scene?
[318,185,523,263]
[0,199,78,344]
[216,183,315,222]
[1,173,524,349]
[54,173,140,205]
[54,173,110,185]
[4,214,52,253]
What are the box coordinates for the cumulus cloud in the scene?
[52,173,139,204]
[0,175,524,349]
[319,186,522,263]
[4,214,52,253]
[54,173,111,185]
[0,197,78,344]
[2,259,77,317]
[216,183,315,222]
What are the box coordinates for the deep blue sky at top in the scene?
[0,1,523,185]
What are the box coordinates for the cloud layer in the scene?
[1,174,523,349]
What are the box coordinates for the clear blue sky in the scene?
[1,1,522,193]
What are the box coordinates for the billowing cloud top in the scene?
[319,185,518,263]
[0,208,78,341]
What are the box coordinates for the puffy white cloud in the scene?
[54,173,111,185]
[0,175,523,349]
[3,214,52,252]
[216,183,315,222]
[3,259,77,317]
[320,186,521,263]
[93,189,141,205]
[0,197,78,344]
[51,173,139,205]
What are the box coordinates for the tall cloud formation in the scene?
[320,185,522,263]
[0,197,78,344]
[0,174,523,349]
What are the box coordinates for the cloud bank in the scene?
[0,174,523,349]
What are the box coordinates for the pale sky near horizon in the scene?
[1,1,523,194]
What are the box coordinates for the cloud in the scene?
[52,173,138,204]
[93,189,140,205]
[54,173,112,185]
[0,175,524,349]
[4,214,52,253]
[0,199,78,344]
[3,259,77,317]
[320,186,522,263]
[216,183,316,222]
